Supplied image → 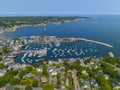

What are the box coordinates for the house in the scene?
[23,73,33,79]
[82,70,88,75]
[111,81,120,90]
[8,64,22,70]
[37,66,43,72]
[82,70,87,74]
[48,61,59,65]
[98,70,103,74]
[91,78,98,87]
[34,75,40,81]
[51,70,57,75]
[61,80,65,85]
[93,64,98,69]
[47,68,53,73]
[41,76,48,84]
[6,87,14,90]
[52,77,57,85]
[80,59,85,67]
[0,87,5,90]
[58,59,63,63]
[56,66,62,71]
[0,43,6,48]
[79,78,84,83]
[80,61,85,67]
[60,72,65,79]
[0,69,6,76]
[104,74,109,80]
[90,61,94,65]
[14,46,19,51]
[66,79,69,86]
[82,81,90,88]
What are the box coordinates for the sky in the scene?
[0,0,120,16]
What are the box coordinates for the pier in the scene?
[61,37,113,48]
[21,50,41,53]
[79,38,113,48]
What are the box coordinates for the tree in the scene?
[14,87,20,90]
[42,65,48,76]
[25,85,32,90]
[33,63,41,68]
[56,74,61,88]
[97,74,106,86]
[20,80,26,85]
[2,46,11,55]
[26,66,33,72]
[10,78,20,85]
[4,75,13,83]
[19,70,26,79]
[42,84,54,90]
[32,79,38,87]
[103,84,112,90]
[63,61,70,72]
[0,77,6,87]
[0,63,5,69]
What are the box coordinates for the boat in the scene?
[28,53,33,57]
[54,40,60,47]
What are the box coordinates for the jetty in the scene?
[79,38,113,48]
[62,37,113,48]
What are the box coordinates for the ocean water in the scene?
[2,15,120,64]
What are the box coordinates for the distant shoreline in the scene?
[0,16,91,34]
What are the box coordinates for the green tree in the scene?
[33,63,41,68]
[42,65,48,76]
[4,75,13,83]
[97,74,106,86]
[2,46,11,55]
[32,79,38,87]
[25,85,32,90]
[0,63,5,69]
[0,77,6,87]
[42,84,54,90]
[19,70,26,79]
[20,80,26,85]
[26,66,33,72]
[10,78,20,85]
[14,87,20,90]
[103,84,112,90]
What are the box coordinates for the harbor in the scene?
[13,36,113,64]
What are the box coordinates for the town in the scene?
[0,35,120,90]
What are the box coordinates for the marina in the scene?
[15,39,112,64]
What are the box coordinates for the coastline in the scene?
[0,18,84,34]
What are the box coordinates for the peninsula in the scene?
[0,16,91,33]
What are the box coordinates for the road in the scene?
[71,69,81,90]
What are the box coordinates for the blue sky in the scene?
[0,0,120,15]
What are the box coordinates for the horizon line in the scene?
[0,14,120,17]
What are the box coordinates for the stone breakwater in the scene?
[61,37,113,48]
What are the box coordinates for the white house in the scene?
[37,66,43,72]
[51,70,57,75]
